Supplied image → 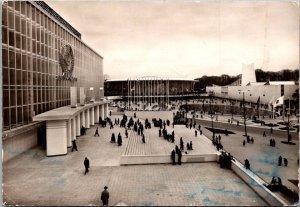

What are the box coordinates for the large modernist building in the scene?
[2,1,106,161]
[105,77,196,110]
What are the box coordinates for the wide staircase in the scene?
[123,129,153,155]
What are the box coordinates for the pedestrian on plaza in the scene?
[278,156,282,166]
[180,138,184,151]
[177,149,182,165]
[109,111,112,116]
[244,159,250,169]
[84,157,90,175]
[187,142,190,150]
[195,130,197,137]
[200,130,202,135]
[125,129,128,138]
[117,133,122,146]
[171,149,176,165]
[142,134,145,143]
[243,140,246,147]
[94,127,100,137]
[111,133,116,143]
[175,145,180,154]
[101,186,109,206]
[190,141,193,150]
[71,139,78,152]
[263,131,266,137]
[284,158,288,166]
[198,125,201,131]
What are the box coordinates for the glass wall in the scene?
[2,1,103,131]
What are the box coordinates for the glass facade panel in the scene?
[2,1,103,131]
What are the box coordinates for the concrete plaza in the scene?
[3,111,270,206]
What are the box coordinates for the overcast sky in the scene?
[46,0,299,80]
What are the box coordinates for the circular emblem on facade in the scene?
[59,44,74,80]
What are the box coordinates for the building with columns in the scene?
[2,1,107,161]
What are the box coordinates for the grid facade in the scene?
[2,1,104,131]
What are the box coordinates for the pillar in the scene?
[101,105,105,119]
[81,111,85,128]
[90,107,94,125]
[95,105,99,123]
[67,119,72,148]
[105,104,109,118]
[85,109,90,128]
[76,115,80,136]
[46,120,68,156]
[72,118,76,140]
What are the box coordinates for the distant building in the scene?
[206,65,298,105]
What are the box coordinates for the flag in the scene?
[256,96,260,110]
[273,96,284,108]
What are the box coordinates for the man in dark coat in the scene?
[171,149,176,165]
[101,186,109,206]
[142,134,145,143]
[84,157,90,175]
[117,133,122,146]
[71,139,78,152]
[111,133,116,143]
[278,156,282,166]
[125,129,128,138]
[94,127,100,137]
[177,150,182,165]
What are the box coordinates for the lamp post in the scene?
[239,90,249,137]
[209,96,215,137]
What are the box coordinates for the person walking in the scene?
[111,133,116,143]
[117,133,122,146]
[125,129,128,138]
[171,149,176,165]
[244,159,250,169]
[71,139,78,152]
[284,158,288,166]
[195,130,197,137]
[142,134,145,143]
[278,156,282,166]
[94,127,100,137]
[263,131,266,137]
[190,141,193,150]
[177,149,182,165]
[84,157,90,175]
[180,138,184,151]
[101,186,109,206]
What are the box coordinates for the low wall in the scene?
[120,153,218,165]
[231,159,288,206]
[3,126,38,162]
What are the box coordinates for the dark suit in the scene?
[101,190,109,206]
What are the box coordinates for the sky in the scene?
[45,0,299,80]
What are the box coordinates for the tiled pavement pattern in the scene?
[3,112,268,206]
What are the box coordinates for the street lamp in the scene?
[209,95,215,137]
[238,90,250,137]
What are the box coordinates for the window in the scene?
[9,50,15,68]
[9,30,14,46]
[2,27,8,44]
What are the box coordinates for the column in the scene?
[76,115,80,136]
[46,120,68,156]
[85,109,90,128]
[105,104,109,118]
[81,111,85,128]
[101,104,105,119]
[95,106,99,123]
[91,107,95,125]
[72,118,76,140]
[67,119,72,148]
